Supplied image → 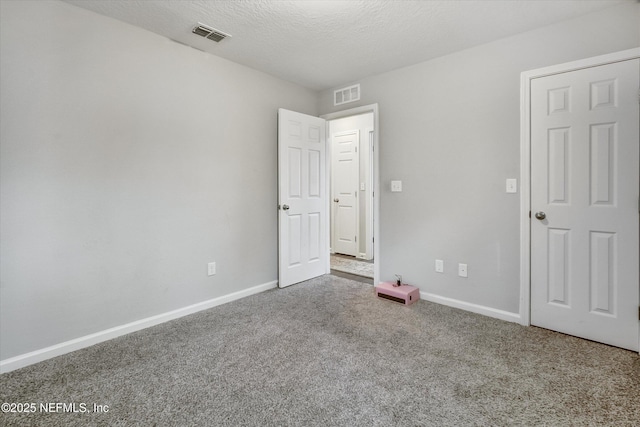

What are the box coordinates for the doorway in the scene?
[325,109,377,283]
[278,104,379,288]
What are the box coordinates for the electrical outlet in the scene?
[208,262,216,276]
[458,263,468,278]
[390,180,402,192]
[435,259,444,273]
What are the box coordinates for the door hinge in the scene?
[355,236,357,243]
[355,191,357,198]
[529,210,531,218]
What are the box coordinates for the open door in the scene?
[278,109,328,288]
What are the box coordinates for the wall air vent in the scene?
[192,23,231,43]
[334,84,360,106]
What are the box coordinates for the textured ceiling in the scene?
[62,0,630,90]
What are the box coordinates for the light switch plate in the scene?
[435,259,444,273]
[458,263,468,278]
[506,178,517,193]
[391,180,402,192]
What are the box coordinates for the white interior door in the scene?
[278,109,327,288]
[331,130,359,256]
[530,59,639,351]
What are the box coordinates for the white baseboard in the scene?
[420,291,521,324]
[0,280,278,374]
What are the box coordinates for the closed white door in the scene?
[331,130,359,256]
[278,109,327,288]
[531,59,639,351]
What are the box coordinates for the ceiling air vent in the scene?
[192,23,231,43]
[334,84,360,106]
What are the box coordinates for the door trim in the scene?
[519,48,640,327]
[322,104,380,286]
[364,128,374,261]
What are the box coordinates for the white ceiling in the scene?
[62,0,630,91]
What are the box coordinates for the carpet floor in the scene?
[1,275,639,426]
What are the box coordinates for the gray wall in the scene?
[319,2,640,314]
[0,0,317,360]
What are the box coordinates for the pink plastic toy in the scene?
[375,281,420,305]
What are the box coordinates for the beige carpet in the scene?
[1,275,638,426]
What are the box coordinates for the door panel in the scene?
[547,228,570,306]
[548,127,569,204]
[331,130,359,256]
[589,231,615,315]
[531,59,639,351]
[278,109,327,288]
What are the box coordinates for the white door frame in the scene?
[519,48,640,328]
[365,127,375,260]
[322,104,380,286]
